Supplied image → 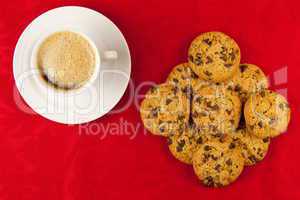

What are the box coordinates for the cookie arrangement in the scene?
[140,32,291,187]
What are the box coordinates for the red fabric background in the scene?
[0,0,299,199]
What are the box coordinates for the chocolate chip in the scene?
[214,164,221,172]
[195,53,203,65]
[229,51,236,61]
[211,155,218,161]
[167,138,173,145]
[176,140,185,152]
[204,176,215,187]
[258,121,263,128]
[172,78,179,84]
[220,46,227,54]
[182,86,192,97]
[226,109,232,115]
[196,137,203,144]
[207,102,219,110]
[210,125,218,132]
[227,85,233,91]
[214,132,222,138]
[150,86,157,94]
[219,134,226,143]
[177,114,185,121]
[150,107,159,118]
[224,63,232,68]
[204,70,212,77]
[203,39,212,46]
[177,68,182,72]
[257,148,262,153]
[240,64,248,73]
[206,56,213,64]
[206,101,213,108]
[191,71,198,79]
[209,115,215,121]
[188,55,194,63]
[202,154,210,163]
[234,85,242,92]
[226,159,232,166]
[229,143,236,149]
[263,137,269,143]
[159,126,165,133]
[171,86,179,95]
[195,96,203,104]
[260,91,266,97]
[211,105,220,111]
[166,98,172,105]
[192,112,199,118]
[248,155,258,163]
[204,145,211,151]
[219,55,227,62]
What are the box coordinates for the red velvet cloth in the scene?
[0,0,299,199]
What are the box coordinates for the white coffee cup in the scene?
[31,30,118,96]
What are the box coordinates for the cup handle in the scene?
[103,50,118,60]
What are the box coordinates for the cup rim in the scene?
[30,29,101,96]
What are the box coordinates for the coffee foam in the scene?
[37,31,96,90]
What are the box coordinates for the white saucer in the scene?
[13,6,131,124]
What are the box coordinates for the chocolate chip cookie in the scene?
[244,90,291,138]
[140,83,190,137]
[192,84,241,135]
[188,32,241,82]
[227,64,269,102]
[192,135,244,187]
[231,129,270,166]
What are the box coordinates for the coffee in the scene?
[36,31,96,90]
